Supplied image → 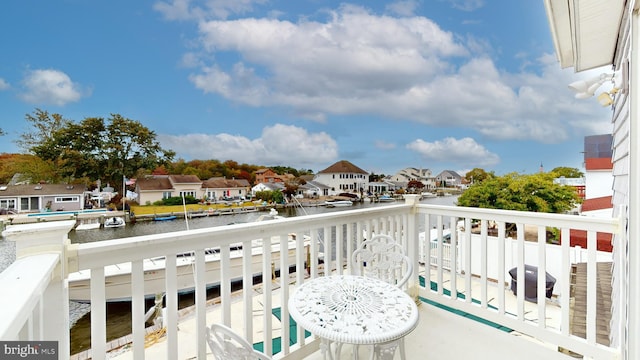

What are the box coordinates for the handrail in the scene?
[0,253,60,339]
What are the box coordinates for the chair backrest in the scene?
[206,323,271,360]
[351,234,413,288]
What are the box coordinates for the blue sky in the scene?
[0,0,615,176]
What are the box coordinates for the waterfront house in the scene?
[2,2,639,360]
[314,160,368,196]
[251,181,284,196]
[134,176,174,205]
[202,177,251,201]
[434,169,463,187]
[296,180,329,198]
[254,168,288,185]
[389,167,436,190]
[0,183,86,213]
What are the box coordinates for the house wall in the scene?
[171,183,201,199]
[138,191,166,205]
[314,172,367,196]
[586,171,614,199]
[610,4,634,352]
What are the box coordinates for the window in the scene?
[0,199,15,209]
[179,191,196,198]
[20,197,39,211]
[55,196,79,203]
[162,191,172,199]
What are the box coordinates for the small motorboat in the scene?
[324,200,353,207]
[104,216,126,228]
[153,215,177,221]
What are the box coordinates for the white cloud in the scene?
[406,137,500,167]
[386,1,420,16]
[0,78,9,90]
[19,69,85,106]
[158,124,338,167]
[154,0,267,21]
[172,5,610,145]
[374,140,396,150]
[447,0,485,12]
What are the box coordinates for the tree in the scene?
[17,108,71,152]
[0,154,60,184]
[457,172,581,213]
[26,113,175,192]
[407,180,425,193]
[465,168,495,184]
[550,167,584,178]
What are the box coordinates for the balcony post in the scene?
[403,194,421,300]
[2,220,76,359]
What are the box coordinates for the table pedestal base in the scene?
[320,338,405,360]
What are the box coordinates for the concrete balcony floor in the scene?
[107,270,576,360]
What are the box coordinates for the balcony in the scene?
[0,196,622,359]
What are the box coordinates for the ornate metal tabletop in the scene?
[288,275,419,359]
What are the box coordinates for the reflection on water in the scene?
[69,196,458,354]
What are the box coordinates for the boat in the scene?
[154,215,177,221]
[68,234,310,302]
[421,192,437,199]
[75,218,101,231]
[104,216,126,228]
[324,200,353,207]
[255,208,285,221]
[378,195,395,202]
[68,209,307,302]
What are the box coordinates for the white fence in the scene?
[0,196,624,360]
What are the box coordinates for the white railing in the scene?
[0,196,624,360]
[417,204,621,360]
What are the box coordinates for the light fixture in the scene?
[568,73,616,99]
[597,87,619,107]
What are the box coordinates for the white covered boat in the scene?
[324,200,353,207]
[68,234,310,302]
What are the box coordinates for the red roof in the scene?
[581,196,613,212]
[585,158,613,170]
[563,230,613,252]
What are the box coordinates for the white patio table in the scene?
[288,274,419,360]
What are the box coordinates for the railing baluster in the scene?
[537,225,547,328]
[90,266,106,360]
[165,254,178,359]
[279,234,291,354]
[262,236,273,357]
[586,231,597,345]
[131,259,144,359]
[195,248,207,358]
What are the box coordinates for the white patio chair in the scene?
[206,323,271,360]
[351,233,414,360]
[351,233,413,288]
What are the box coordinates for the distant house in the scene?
[0,183,86,213]
[168,175,203,199]
[255,168,281,185]
[202,177,251,201]
[135,176,174,205]
[389,167,436,189]
[435,170,462,187]
[251,182,285,195]
[314,160,368,196]
[297,180,329,198]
